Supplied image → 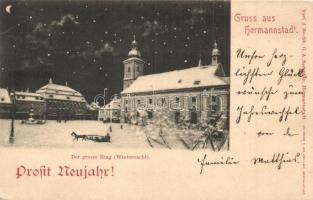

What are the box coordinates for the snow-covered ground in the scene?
[0,119,152,148]
[0,119,227,150]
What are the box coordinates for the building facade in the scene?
[14,90,45,119]
[0,80,89,120]
[36,78,88,120]
[98,96,121,122]
[120,40,229,127]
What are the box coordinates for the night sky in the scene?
[0,0,230,103]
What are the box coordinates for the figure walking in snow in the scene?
[105,133,111,142]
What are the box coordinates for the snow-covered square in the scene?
[0,119,228,150]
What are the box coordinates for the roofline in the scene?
[121,84,229,96]
[123,57,145,64]
[44,98,87,103]
[36,83,81,93]
[130,64,219,79]
[36,91,83,97]
[15,91,42,97]
[15,99,45,103]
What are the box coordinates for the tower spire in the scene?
[198,52,203,67]
[49,78,53,84]
[128,34,141,57]
[211,40,220,66]
[123,35,145,90]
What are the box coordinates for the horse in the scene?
[71,131,87,141]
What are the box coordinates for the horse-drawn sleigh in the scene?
[71,132,111,143]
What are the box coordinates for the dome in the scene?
[128,49,141,57]
[128,34,141,58]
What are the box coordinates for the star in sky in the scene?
[0,1,230,102]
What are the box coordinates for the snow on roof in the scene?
[36,83,86,102]
[0,88,11,104]
[36,83,79,94]
[121,65,229,94]
[123,57,145,63]
[15,91,44,102]
[15,91,42,97]
[104,98,121,110]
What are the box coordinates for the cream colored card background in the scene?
[0,1,312,200]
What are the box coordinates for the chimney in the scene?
[65,81,68,86]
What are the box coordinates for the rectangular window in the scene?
[125,99,128,105]
[161,97,165,105]
[175,97,180,103]
[126,67,131,78]
[210,96,219,112]
[149,98,153,104]
[192,97,197,103]
[137,99,141,105]
[148,111,153,119]
[212,96,217,103]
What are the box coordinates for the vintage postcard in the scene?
[0,0,312,199]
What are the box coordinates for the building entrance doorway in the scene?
[190,111,198,124]
[174,111,180,123]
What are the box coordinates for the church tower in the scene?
[211,40,220,66]
[123,35,145,90]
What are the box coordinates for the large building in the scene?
[0,80,91,120]
[120,39,229,126]
[36,78,88,120]
[14,90,45,119]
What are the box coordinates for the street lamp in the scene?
[103,88,107,106]
[9,89,16,144]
